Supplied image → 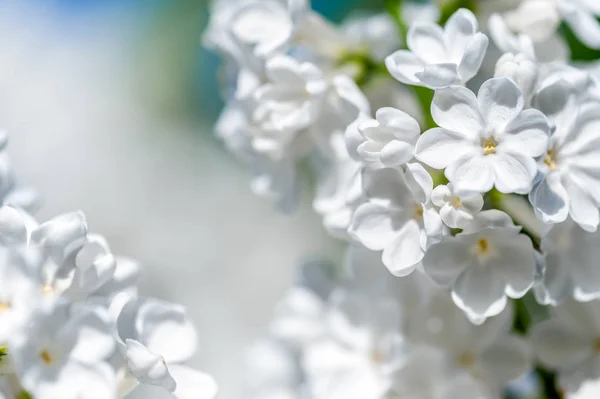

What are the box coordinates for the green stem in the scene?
[411,86,436,130]
[536,366,562,399]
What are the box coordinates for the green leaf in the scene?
[560,22,600,61]
[438,0,478,25]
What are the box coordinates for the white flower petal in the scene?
[137,300,198,364]
[379,141,414,167]
[531,321,593,369]
[170,365,219,399]
[382,220,423,276]
[500,109,550,158]
[125,339,176,392]
[349,203,398,251]
[445,154,494,194]
[407,23,447,64]
[451,267,507,322]
[385,50,423,85]
[422,237,471,286]
[457,32,489,82]
[491,151,537,194]
[564,175,600,233]
[478,335,532,384]
[415,128,476,169]
[415,64,460,88]
[529,173,570,224]
[477,77,524,131]
[443,8,478,60]
[431,86,483,136]
[490,234,536,298]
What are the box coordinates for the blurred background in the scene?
[0,0,378,398]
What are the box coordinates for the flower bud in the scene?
[494,53,538,101]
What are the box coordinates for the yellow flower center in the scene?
[482,138,497,155]
[39,349,53,365]
[450,196,462,208]
[457,352,475,368]
[594,338,600,353]
[472,237,495,262]
[41,285,54,296]
[544,149,558,171]
[370,349,384,365]
[414,204,424,220]
[0,301,11,312]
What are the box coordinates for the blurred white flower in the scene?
[536,219,600,305]
[302,292,404,399]
[386,9,488,88]
[413,292,533,392]
[423,211,536,323]
[532,299,600,392]
[505,0,600,49]
[312,132,362,238]
[245,339,301,399]
[11,300,116,399]
[348,164,443,277]
[415,77,549,194]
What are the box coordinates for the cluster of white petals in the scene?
[205,0,600,397]
[0,136,216,398]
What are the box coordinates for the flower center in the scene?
[472,237,495,262]
[457,352,475,368]
[481,137,498,155]
[450,196,461,208]
[594,338,600,353]
[414,204,424,221]
[0,301,11,312]
[42,285,55,296]
[39,349,53,365]
[370,349,384,365]
[544,148,558,171]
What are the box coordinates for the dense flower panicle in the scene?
[0,203,217,399]
[0,133,216,398]
[200,0,600,398]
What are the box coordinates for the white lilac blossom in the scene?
[386,8,489,88]
[531,299,600,392]
[0,204,218,399]
[245,339,302,399]
[205,0,600,397]
[412,291,533,393]
[431,183,484,229]
[302,292,405,399]
[0,133,217,398]
[348,163,443,277]
[494,52,538,103]
[415,77,550,194]
[353,107,420,168]
[312,132,363,238]
[504,0,600,49]
[488,12,570,63]
[423,210,536,323]
[529,80,600,231]
[536,219,600,305]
